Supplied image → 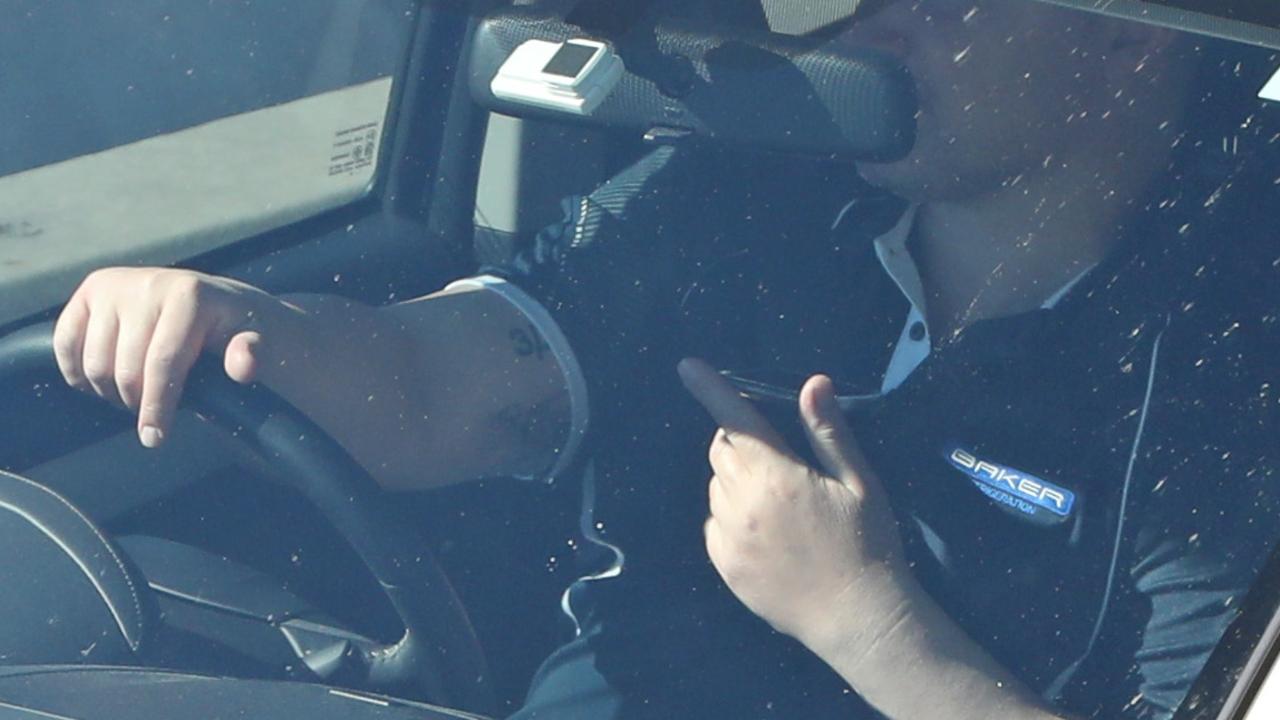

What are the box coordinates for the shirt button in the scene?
[909,321,927,342]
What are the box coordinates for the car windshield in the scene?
[0,2,1277,720]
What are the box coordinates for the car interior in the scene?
[0,1,1277,718]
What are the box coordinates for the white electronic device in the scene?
[1261,66,1280,103]
[490,38,624,116]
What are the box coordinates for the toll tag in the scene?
[1261,66,1280,103]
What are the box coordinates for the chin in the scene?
[858,149,1013,204]
[858,162,961,203]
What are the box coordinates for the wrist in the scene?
[236,295,314,378]
[814,570,1060,720]
[246,293,398,396]
[800,560,920,665]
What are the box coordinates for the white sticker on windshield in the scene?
[1261,67,1280,103]
[329,121,380,177]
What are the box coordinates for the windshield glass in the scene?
[0,2,1277,720]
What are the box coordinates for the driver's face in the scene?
[841,0,1147,202]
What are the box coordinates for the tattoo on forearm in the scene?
[493,394,572,468]
[510,322,552,360]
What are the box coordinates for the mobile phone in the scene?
[718,368,882,414]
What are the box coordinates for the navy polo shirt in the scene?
[488,145,1280,719]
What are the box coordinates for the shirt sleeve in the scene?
[1060,468,1274,720]
[1079,310,1280,720]
[442,274,590,482]
[443,145,695,482]
[1121,529,1257,717]
[476,145,703,455]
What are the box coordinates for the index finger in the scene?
[677,357,788,454]
[137,302,208,447]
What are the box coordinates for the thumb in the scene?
[799,374,866,486]
[223,330,263,384]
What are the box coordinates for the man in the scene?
[53,0,1278,718]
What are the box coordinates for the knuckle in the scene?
[709,433,735,467]
[165,273,205,303]
[146,353,192,388]
[115,367,143,393]
[82,356,113,385]
[82,267,110,287]
[51,331,79,360]
[140,268,175,291]
[147,349,184,371]
[59,367,88,389]
[81,267,126,296]
[139,273,162,297]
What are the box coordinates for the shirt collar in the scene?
[872,204,928,318]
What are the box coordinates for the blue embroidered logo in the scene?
[945,445,1075,518]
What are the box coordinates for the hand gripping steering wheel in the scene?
[0,321,495,714]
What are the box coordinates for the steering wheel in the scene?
[0,321,495,714]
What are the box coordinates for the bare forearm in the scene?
[380,285,571,488]
[253,287,569,490]
[56,268,568,488]
[244,293,441,488]
[812,575,1070,720]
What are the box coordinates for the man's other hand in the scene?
[678,357,909,657]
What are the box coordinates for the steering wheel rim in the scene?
[0,321,495,714]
